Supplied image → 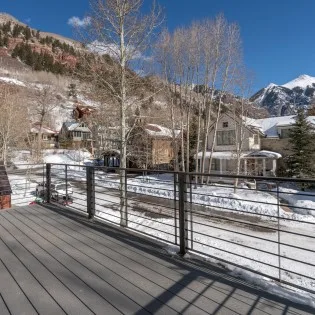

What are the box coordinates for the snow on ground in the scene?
[278,187,315,216]
[12,149,92,167]
[95,174,315,222]
[0,76,26,87]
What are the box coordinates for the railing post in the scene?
[86,166,95,219]
[119,168,128,227]
[46,163,51,203]
[178,172,188,256]
[277,180,281,283]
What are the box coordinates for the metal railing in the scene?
[3,164,46,207]
[10,162,315,297]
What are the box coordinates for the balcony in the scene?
[2,164,315,314]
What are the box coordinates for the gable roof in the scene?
[217,112,315,138]
[0,162,12,196]
[214,112,264,135]
[31,123,58,135]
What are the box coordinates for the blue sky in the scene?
[2,0,315,92]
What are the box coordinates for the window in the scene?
[217,130,235,145]
[42,134,48,141]
[253,134,259,145]
[73,131,81,138]
[82,132,91,140]
[211,159,220,170]
[222,122,228,128]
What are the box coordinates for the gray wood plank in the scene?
[35,205,314,315]
[0,233,65,314]
[19,206,213,315]
[3,209,156,315]
[0,294,10,315]
[0,211,130,315]
[0,293,12,315]
[1,205,312,315]
[0,212,118,315]
[9,207,180,315]
[0,259,37,315]
[22,205,236,314]
[28,205,257,314]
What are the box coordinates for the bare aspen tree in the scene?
[199,16,225,179]
[82,0,162,226]
[0,87,28,165]
[155,29,181,171]
[207,22,242,179]
[233,70,255,191]
[30,86,57,161]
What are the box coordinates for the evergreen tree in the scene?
[12,24,20,37]
[68,83,78,99]
[24,27,32,41]
[3,36,9,47]
[286,109,315,179]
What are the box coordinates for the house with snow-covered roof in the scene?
[197,112,282,176]
[30,123,58,148]
[60,121,92,149]
[127,123,180,169]
[256,115,315,157]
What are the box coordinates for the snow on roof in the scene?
[255,116,315,137]
[145,124,180,138]
[31,124,57,134]
[246,150,282,159]
[196,150,281,159]
[241,116,264,133]
[196,151,251,159]
[63,121,91,132]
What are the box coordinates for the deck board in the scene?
[0,205,313,315]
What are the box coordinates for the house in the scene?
[197,113,282,176]
[128,123,180,169]
[256,115,315,158]
[59,121,92,148]
[0,162,12,209]
[30,123,58,148]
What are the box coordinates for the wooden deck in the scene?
[0,205,313,315]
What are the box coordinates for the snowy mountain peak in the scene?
[266,83,277,90]
[282,74,315,90]
[251,74,315,116]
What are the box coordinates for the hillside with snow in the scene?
[251,75,315,116]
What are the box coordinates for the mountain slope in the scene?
[251,75,315,116]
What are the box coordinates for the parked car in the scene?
[36,181,73,200]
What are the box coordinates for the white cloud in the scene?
[68,16,91,27]
[25,18,31,24]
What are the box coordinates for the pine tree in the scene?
[68,83,78,99]
[3,36,9,47]
[286,109,315,178]
[24,27,32,41]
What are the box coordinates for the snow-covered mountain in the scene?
[250,75,315,116]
